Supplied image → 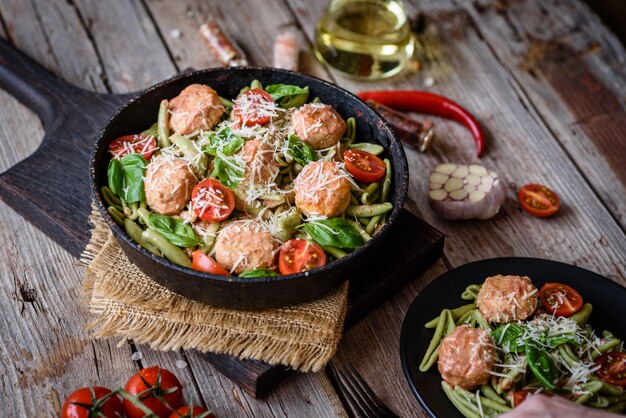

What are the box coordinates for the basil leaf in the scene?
[211,156,244,189]
[546,332,581,348]
[492,324,526,353]
[287,135,318,166]
[203,127,244,157]
[264,84,309,108]
[525,343,558,391]
[119,153,147,203]
[148,213,199,247]
[305,218,364,249]
[107,158,124,196]
[239,269,278,278]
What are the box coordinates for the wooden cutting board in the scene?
[0,40,444,398]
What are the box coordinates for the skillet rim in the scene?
[89,66,409,287]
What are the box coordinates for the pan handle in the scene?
[0,38,80,127]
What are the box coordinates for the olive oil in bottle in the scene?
[314,0,414,80]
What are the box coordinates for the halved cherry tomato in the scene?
[191,178,235,222]
[278,239,326,275]
[343,149,386,183]
[108,134,157,160]
[191,250,229,276]
[512,388,552,407]
[123,366,184,418]
[232,88,275,126]
[168,405,215,418]
[539,283,583,317]
[61,386,123,418]
[518,184,560,218]
[595,352,626,387]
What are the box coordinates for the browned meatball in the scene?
[144,158,197,215]
[476,275,539,323]
[169,84,225,135]
[214,221,278,274]
[438,326,497,390]
[290,103,346,149]
[294,161,351,218]
[237,139,279,187]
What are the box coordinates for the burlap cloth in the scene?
[80,209,348,372]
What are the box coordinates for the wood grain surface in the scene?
[1,0,625,417]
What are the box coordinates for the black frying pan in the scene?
[89,67,409,309]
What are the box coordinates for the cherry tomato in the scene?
[191,250,229,276]
[512,388,552,407]
[232,88,275,126]
[518,184,560,218]
[191,178,235,222]
[539,283,584,317]
[595,352,626,387]
[123,366,184,418]
[278,239,326,275]
[168,405,215,418]
[343,149,386,183]
[108,134,157,160]
[61,386,123,418]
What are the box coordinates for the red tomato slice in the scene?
[596,352,626,387]
[61,386,123,418]
[518,184,560,218]
[278,239,326,275]
[191,250,229,276]
[343,149,386,183]
[123,367,184,418]
[191,178,235,222]
[513,388,552,407]
[108,134,157,160]
[539,283,584,317]
[168,405,215,418]
[232,88,275,126]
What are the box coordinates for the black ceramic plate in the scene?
[399,257,626,418]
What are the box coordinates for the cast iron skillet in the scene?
[400,257,626,417]
[90,67,408,309]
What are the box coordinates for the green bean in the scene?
[347,219,372,242]
[474,310,491,331]
[455,386,512,413]
[361,182,379,205]
[558,344,578,367]
[170,133,208,177]
[321,246,348,259]
[219,96,233,110]
[198,222,220,254]
[481,384,506,405]
[343,117,357,145]
[345,203,392,217]
[425,304,476,328]
[357,217,369,227]
[380,159,392,221]
[420,309,454,372]
[142,228,191,268]
[239,86,250,95]
[141,122,159,137]
[364,215,381,235]
[456,309,477,326]
[157,99,171,148]
[570,303,593,327]
[347,142,384,155]
[605,394,626,403]
[101,186,122,209]
[593,338,622,360]
[588,395,610,408]
[350,194,359,205]
[107,206,125,227]
[599,380,624,396]
[607,401,626,413]
[462,284,482,301]
[137,207,151,226]
[442,382,480,418]
[250,79,263,90]
[124,218,160,255]
[575,381,604,404]
[123,201,139,220]
[312,96,322,104]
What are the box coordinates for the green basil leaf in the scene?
[239,269,278,278]
[264,84,309,108]
[119,153,147,203]
[148,213,199,247]
[305,218,364,249]
[107,158,124,196]
[492,324,526,353]
[546,332,581,348]
[287,135,318,166]
[203,127,244,157]
[211,156,244,189]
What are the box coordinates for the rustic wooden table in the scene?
[1,0,625,417]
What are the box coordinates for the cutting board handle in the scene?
[0,38,81,127]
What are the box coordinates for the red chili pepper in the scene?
[357,90,485,157]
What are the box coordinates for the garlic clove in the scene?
[478,183,493,192]
[435,163,457,175]
[450,189,469,200]
[430,172,449,184]
[464,184,476,192]
[444,177,464,192]
[466,174,481,186]
[430,182,442,190]
[469,190,486,201]
[429,189,447,201]
[469,165,487,176]
[452,165,469,178]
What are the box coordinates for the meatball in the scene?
[214,221,278,274]
[438,326,497,390]
[294,161,351,218]
[290,103,346,149]
[237,139,279,187]
[169,84,225,135]
[145,158,197,215]
[476,275,539,323]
